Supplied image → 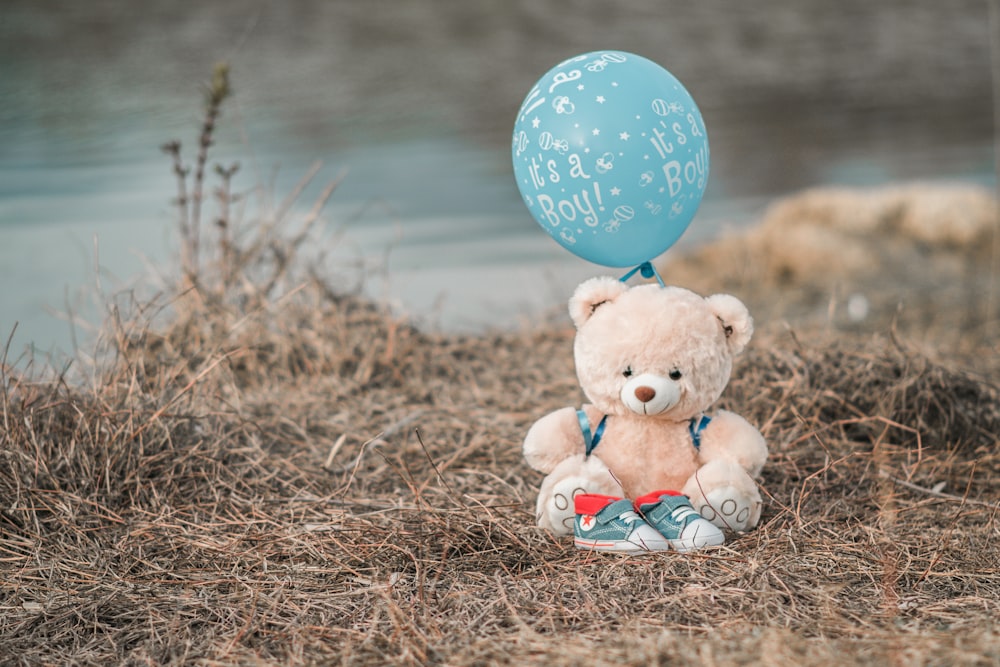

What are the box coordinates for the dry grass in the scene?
[2,73,1000,666]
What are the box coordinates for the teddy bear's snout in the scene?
[621,373,680,415]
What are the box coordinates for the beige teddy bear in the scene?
[523,276,767,552]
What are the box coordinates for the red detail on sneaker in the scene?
[574,493,621,515]
[579,514,596,530]
[633,489,684,510]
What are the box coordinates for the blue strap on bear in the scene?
[688,413,712,450]
[576,409,608,458]
[577,409,712,457]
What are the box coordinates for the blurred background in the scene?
[1,0,996,356]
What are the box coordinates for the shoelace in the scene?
[671,506,700,523]
[618,509,643,524]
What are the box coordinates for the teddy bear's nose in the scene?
[634,386,656,403]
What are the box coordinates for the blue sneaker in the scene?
[573,494,671,554]
[634,490,725,552]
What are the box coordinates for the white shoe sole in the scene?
[574,524,672,554]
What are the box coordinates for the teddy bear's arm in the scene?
[522,405,598,474]
[696,409,768,477]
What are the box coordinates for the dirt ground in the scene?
[2,177,998,665]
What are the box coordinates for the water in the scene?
[1,0,995,358]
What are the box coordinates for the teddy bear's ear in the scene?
[568,276,629,329]
[706,293,754,354]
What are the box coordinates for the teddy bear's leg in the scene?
[681,459,762,533]
[536,454,624,536]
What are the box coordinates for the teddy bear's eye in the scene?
[622,366,633,378]
[669,369,683,381]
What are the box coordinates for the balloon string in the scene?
[619,261,666,287]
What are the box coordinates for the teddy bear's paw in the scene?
[696,486,761,533]
[538,477,594,535]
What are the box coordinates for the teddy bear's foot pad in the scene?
[697,487,761,532]
[540,477,593,533]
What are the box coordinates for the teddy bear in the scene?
[523,276,767,552]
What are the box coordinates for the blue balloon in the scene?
[512,51,710,268]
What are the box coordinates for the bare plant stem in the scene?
[214,162,241,292]
[189,62,232,286]
[160,141,192,278]
[988,0,1000,335]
